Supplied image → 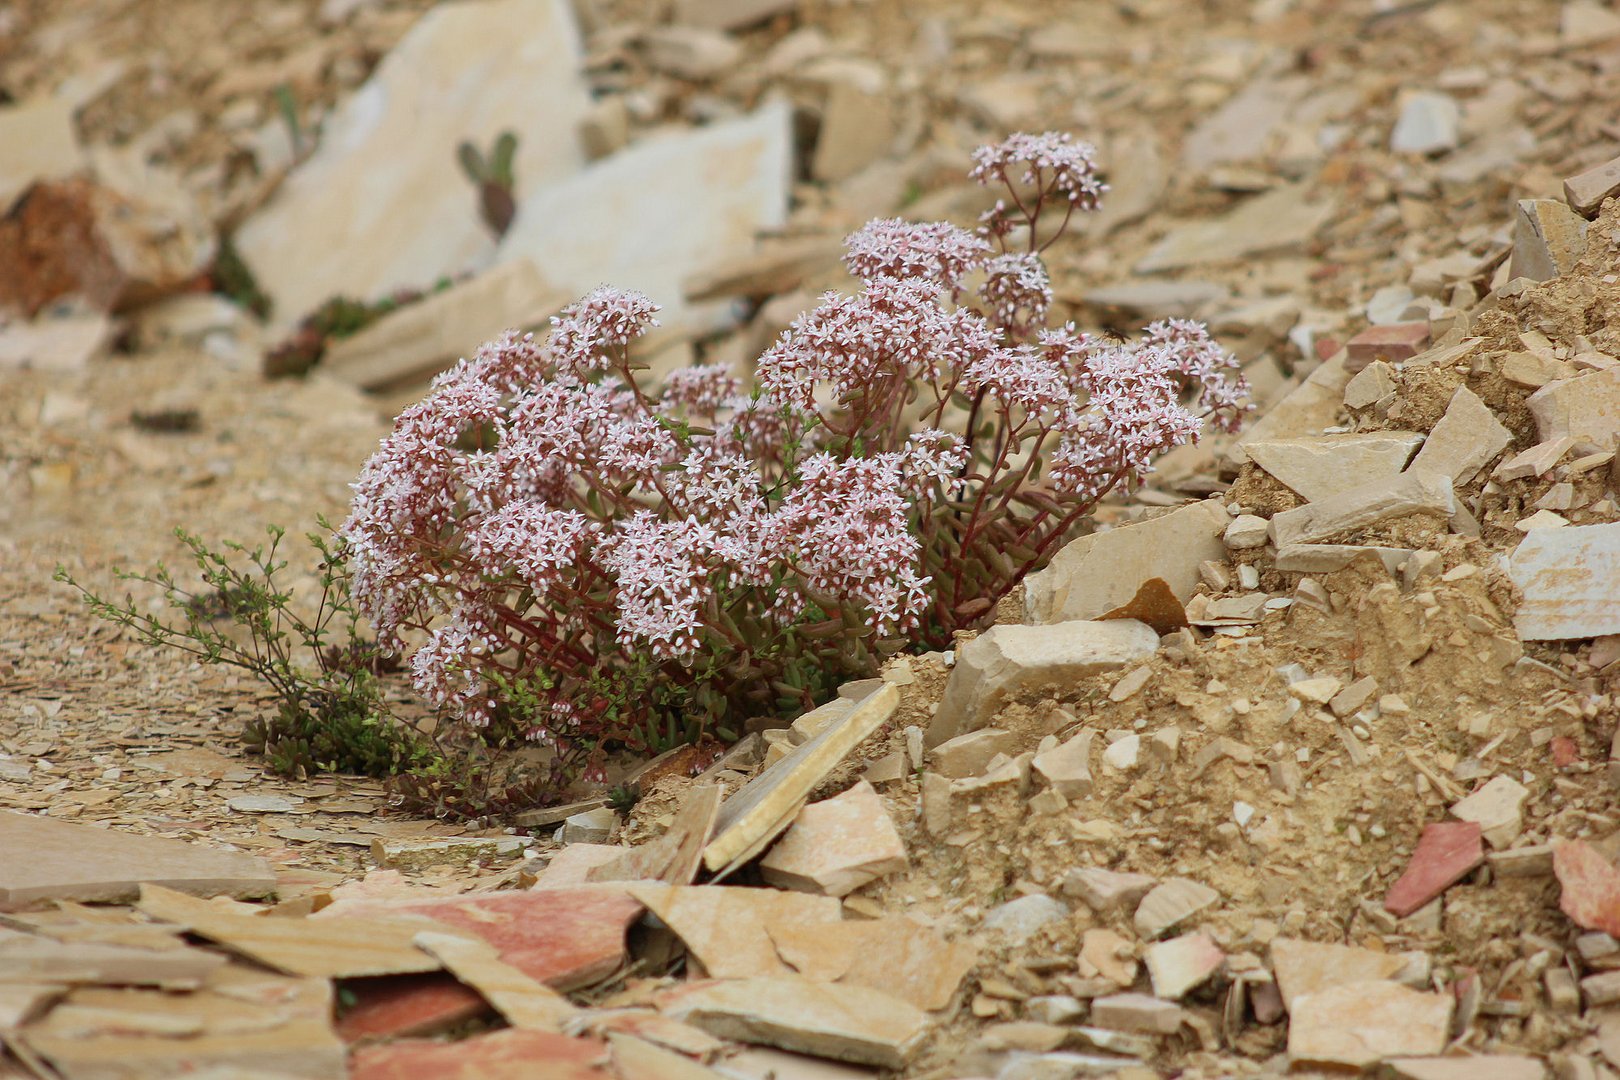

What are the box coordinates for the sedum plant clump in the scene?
[340,132,1250,799]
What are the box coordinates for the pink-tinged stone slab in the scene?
[0,810,275,907]
[1143,931,1224,1000]
[316,886,642,990]
[758,781,908,897]
[1509,521,1620,640]
[349,1028,614,1080]
[335,974,490,1044]
[629,884,841,979]
[1346,322,1431,372]
[1287,981,1452,1069]
[1384,821,1483,917]
[766,915,979,1011]
[587,784,722,886]
[1269,938,1406,1011]
[1553,839,1620,937]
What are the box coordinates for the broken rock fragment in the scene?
[1134,878,1218,940]
[1509,521,1620,640]
[1384,821,1484,917]
[759,781,907,897]
[1509,198,1589,281]
[1287,981,1452,1069]
[766,915,978,1011]
[1406,386,1511,485]
[928,621,1158,747]
[1144,932,1224,999]
[1268,938,1406,1011]
[1345,322,1431,372]
[1553,839,1620,937]
[1449,775,1529,849]
[1526,367,1620,446]
[628,884,841,979]
[1565,153,1620,217]
[1245,432,1423,503]
[1267,471,1454,548]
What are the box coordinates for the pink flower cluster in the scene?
[339,131,1248,772]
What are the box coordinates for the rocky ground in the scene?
[4,0,1620,1077]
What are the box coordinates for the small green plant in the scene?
[273,83,308,158]
[457,131,519,237]
[213,237,271,320]
[55,524,434,781]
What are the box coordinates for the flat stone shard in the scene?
[1565,154,1620,217]
[587,784,722,887]
[1390,91,1460,155]
[628,884,841,978]
[1406,386,1512,485]
[1287,981,1452,1069]
[1344,360,1396,409]
[759,781,908,897]
[1386,1057,1547,1080]
[1553,839,1620,937]
[1062,868,1158,914]
[1345,322,1432,371]
[982,895,1069,945]
[1088,992,1186,1034]
[0,810,276,906]
[1509,198,1589,282]
[1384,821,1484,917]
[411,931,578,1032]
[1269,938,1406,1011]
[928,621,1159,747]
[1449,775,1530,849]
[1245,432,1424,503]
[660,975,929,1069]
[1144,932,1224,999]
[1509,522,1620,640]
[928,728,1020,779]
[704,684,899,874]
[1135,185,1333,273]
[236,0,591,331]
[499,102,792,335]
[0,96,85,214]
[1268,471,1455,548]
[766,915,978,1011]
[1024,500,1229,624]
[1526,367,1620,445]
[1134,878,1219,940]
[1032,729,1095,799]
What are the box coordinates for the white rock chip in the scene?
[1246,432,1423,503]
[1405,386,1512,485]
[1449,775,1530,849]
[1526,367,1620,446]
[1223,515,1270,549]
[1268,472,1455,548]
[1390,91,1459,155]
[1510,521,1620,640]
[982,894,1069,945]
[1134,878,1218,940]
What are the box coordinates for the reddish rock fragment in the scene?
[335,974,489,1044]
[350,1028,614,1080]
[1554,839,1620,937]
[1384,821,1483,917]
[1552,737,1580,769]
[1345,322,1431,373]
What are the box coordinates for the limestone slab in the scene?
[759,781,907,897]
[0,96,84,214]
[1268,938,1405,1011]
[928,728,1019,779]
[237,0,589,331]
[350,1027,612,1080]
[660,975,928,1069]
[1229,352,1351,466]
[412,931,578,1031]
[1406,386,1511,485]
[1134,878,1218,940]
[0,933,227,988]
[1025,500,1229,625]
[1384,821,1483,917]
[1526,367,1620,446]
[0,810,275,907]
[628,884,841,979]
[1268,471,1455,548]
[499,103,792,334]
[1449,775,1529,849]
[1032,729,1095,800]
[928,621,1158,748]
[1565,153,1620,216]
[1287,981,1452,1069]
[1135,185,1333,273]
[1245,432,1423,503]
[766,915,978,1011]
[1509,521,1620,640]
[1144,932,1223,999]
[1509,198,1589,281]
[587,784,721,887]
[1553,839,1620,937]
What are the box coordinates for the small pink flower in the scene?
[970,131,1107,211]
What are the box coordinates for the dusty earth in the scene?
[4,0,1620,1077]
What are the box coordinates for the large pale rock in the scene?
[498,103,792,335]
[1526,367,1620,446]
[1245,432,1423,503]
[1135,185,1333,274]
[813,80,896,183]
[324,260,570,392]
[1267,471,1455,548]
[1406,386,1512,485]
[926,622,1158,748]
[1227,351,1351,466]
[1268,938,1405,1011]
[236,0,590,331]
[704,685,899,874]
[1390,91,1460,155]
[661,975,928,1069]
[0,96,84,214]
[759,781,907,896]
[1565,153,1620,216]
[1449,775,1530,849]
[1509,522,1620,640]
[627,884,840,978]
[766,915,978,1011]
[1287,981,1452,1069]
[1509,198,1589,281]
[1024,500,1228,624]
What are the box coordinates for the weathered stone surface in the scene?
[587,784,721,887]
[1384,821,1484,917]
[929,728,1020,779]
[1088,992,1185,1034]
[1496,437,1576,482]
[1025,500,1229,624]
[0,811,275,906]
[1061,868,1157,915]
[1224,514,1269,549]
[1565,153,1620,216]
[1390,91,1459,155]
[608,1031,731,1080]
[1134,878,1218,940]
[1406,386,1511,485]
[1135,185,1333,273]
[1345,322,1432,371]
[335,973,488,1043]
[982,895,1069,945]
[759,781,908,896]
[1246,432,1424,503]
[673,0,798,30]
[0,933,227,987]
[661,975,929,1069]
[1344,360,1396,409]
[629,884,841,978]
[1287,981,1452,1069]
[0,96,84,215]
[1526,367,1620,446]
[0,313,115,373]
[704,684,899,874]
[412,931,578,1031]
[1144,932,1224,999]
[1450,775,1530,849]
[928,621,1158,747]
[499,103,792,335]
[1509,522,1620,640]
[1268,471,1455,548]
[1386,1056,1546,1080]
[766,915,978,1011]
[1032,729,1095,799]
[371,836,526,872]
[237,0,590,331]
[813,80,896,183]
[1553,839,1620,937]
[1509,198,1589,281]
[1229,352,1351,466]
[323,260,568,392]
[1274,544,1414,573]
[1079,927,1139,988]
[1269,938,1405,1011]
[350,1028,612,1080]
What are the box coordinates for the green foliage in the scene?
[213,237,271,320]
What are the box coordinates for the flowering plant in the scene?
[341,132,1248,796]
